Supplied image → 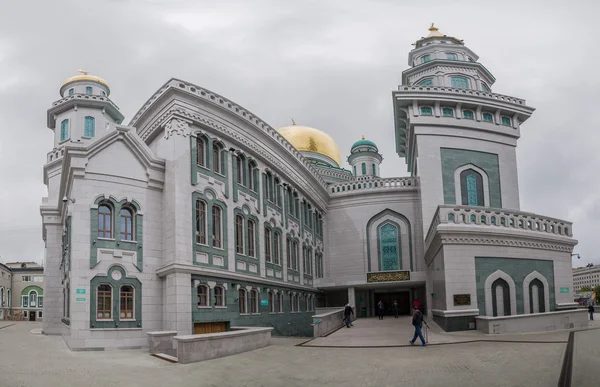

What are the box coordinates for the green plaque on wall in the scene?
[76,288,85,294]
[76,297,86,302]
[560,287,569,293]
[260,299,269,306]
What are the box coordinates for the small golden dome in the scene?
[61,69,109,88]
[278,124,342,167]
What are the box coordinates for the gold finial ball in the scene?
[361,135,365,140]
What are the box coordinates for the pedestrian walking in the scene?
[409,307,427,347]
[344,303,354,328]
[589,303,595,321]
[377,300,384,320]
[393,300,399,318]
[412,298,421,310]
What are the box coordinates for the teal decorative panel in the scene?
[60,119,69,141]
[466,174,478,205]
[379,223,399,271]
[84,116,95,137]
[420,106,433,115]
[501,116,512,126]
[451,76,469,89]
[462,110,474,119]
[482,113,494,122]
[440,148,502,208]
[442,108,454,117]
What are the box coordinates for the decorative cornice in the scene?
[163,117,191,139]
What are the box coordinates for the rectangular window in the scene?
[23,276,31,281]
[462,110,474,120]
[239,290,247,314]
[248,220,255,257]
[38,296,44,308]
[214,287,224,307]
[212,206,222,248]
[442,108,454,117]
[482,113,494,122]
[197,286,208,307]
[85,86,93,95]
[97,284,112,320]
[265,227,272,263]
[446,53,458,60]
[501,116,512,126]
[422,54,431,63]
[451,76,469,89]
[250,290,258,314]
[60,119,69,141]
[273,232,280,265]
[120,285,134,319]
[196,137,206,167]
[22,296,28,307]
[196,200,207,244]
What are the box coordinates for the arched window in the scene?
[250,289,258,314]
[268,291,274,313]
[212,205,222,248]
[353,166,357,175]
[481,83,491,92]
[418,78,433,86]
[501,116,512,127]
[247,220,255,257]
[195,200,207,245]
[235,215,244,254]
[293,192,300,218]
[286,237,292,268]
[7,289,10,307]
[273,232,281,265]
[60,119,69,141]
[293,241,299,270]
[446,53,458,60]
[290,294,295,312]
[361,163,366,176]
[119,207,134,241]
[460,169,484,206]
[120,285,134,319]
[197,285,208,307]
[236,155,244,185]
[248,161,256,191]
[529,278,546,313]
[379,223,400,271]
[85,86,93,95]
[264,227,272,262]
[451,76,469,89]
[482,112,494,122]
[442,107,454,117]
[214,286,225,307]
[265,173,273,201]
[97,284,112,320]
[0,288,4,307]
[196,137,206,167]
[68,88,74,96]
[296,294,301,312]
[239,289,247,314]
[213,143,222,174]
[274,178,281,207]
[275,292,282,313]
[84,116,95,137]
[420,106,433,116]
[422,54,431,63]
[98,204,113,238]
[492,278,511,317]
[461,110,474,120]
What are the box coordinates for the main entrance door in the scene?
[375,291,410,316]
[29,311,36,321]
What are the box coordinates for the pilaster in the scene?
[41,209,64,335]
[163,272,192,335]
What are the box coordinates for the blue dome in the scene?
[351,138,378,150]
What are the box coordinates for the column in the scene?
[347,287,356,308]
[163,272,192,335]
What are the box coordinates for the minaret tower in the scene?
[392,24,535,233]
[348,136,382,177]
[47,70,124,150]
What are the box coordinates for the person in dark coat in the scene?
[409,307,427,346]
[589,303,595,321]
[377,300,384,320]
[344,303,354,328]
[393,301,399,318]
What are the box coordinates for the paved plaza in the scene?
[0,320,598,386]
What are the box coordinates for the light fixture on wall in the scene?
[572,253,581,259]
[62,196,76,204]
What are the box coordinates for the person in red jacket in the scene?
[412,298,421,310]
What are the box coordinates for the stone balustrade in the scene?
[329,177,417,196]
[396,85,526,106]
[311,308,350,337]
[52,93,121,110]
[425,205,574,248]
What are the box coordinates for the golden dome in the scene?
[61,69,109,88]
[278,124,342,167]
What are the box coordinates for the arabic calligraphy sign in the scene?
[367,271,410,283]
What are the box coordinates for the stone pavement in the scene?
[0,321,584,387]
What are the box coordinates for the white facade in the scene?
[573,266,600,291]
[41,26,579,350]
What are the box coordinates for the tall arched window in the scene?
[290,294,295,312]
[214,286,225,307]
[529,278,546,313]
[492,278,511,317]
[120,285,134,319]
[248,161,256,191]
[98,204,112,238]
[196,137,206,167]
[275,292,282,313]
[239,289,247,314]
[60,119,69,141]
[119,207,134,240]
[292,241,299,270]
[250,289,258,314]
[85,86,93,95]
[84,116,95,137]
[353,166,357,175]
[286,237,292,268]
[268,291,274,313]
[361,163,366,176]
[379,223,400,271]
[460,169,484,206]
[273,232,281,265]
[97,284,112,320]
[235,215,244,254]
[213,143,222,174]
[236,155,244,185]
[197,285,208,307]
[0,288,4,307]
[372,164,376,176]
[196,199,207,244]
[247,220,255,257]
[212,205,222,248]
[265,227,272,263]
[7,289,10,307]
[451,76,469,89]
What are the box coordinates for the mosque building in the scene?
[40,25,578,350]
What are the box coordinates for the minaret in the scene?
[348,136,382,177]
[47,70,124,150]
[392,25,535,233]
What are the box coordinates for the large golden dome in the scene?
[278,124,342,167]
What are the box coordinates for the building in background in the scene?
[573,265,600,292]
[40,25,578,351]
[0,262,44,321]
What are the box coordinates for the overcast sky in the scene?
[0,0,598,268]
